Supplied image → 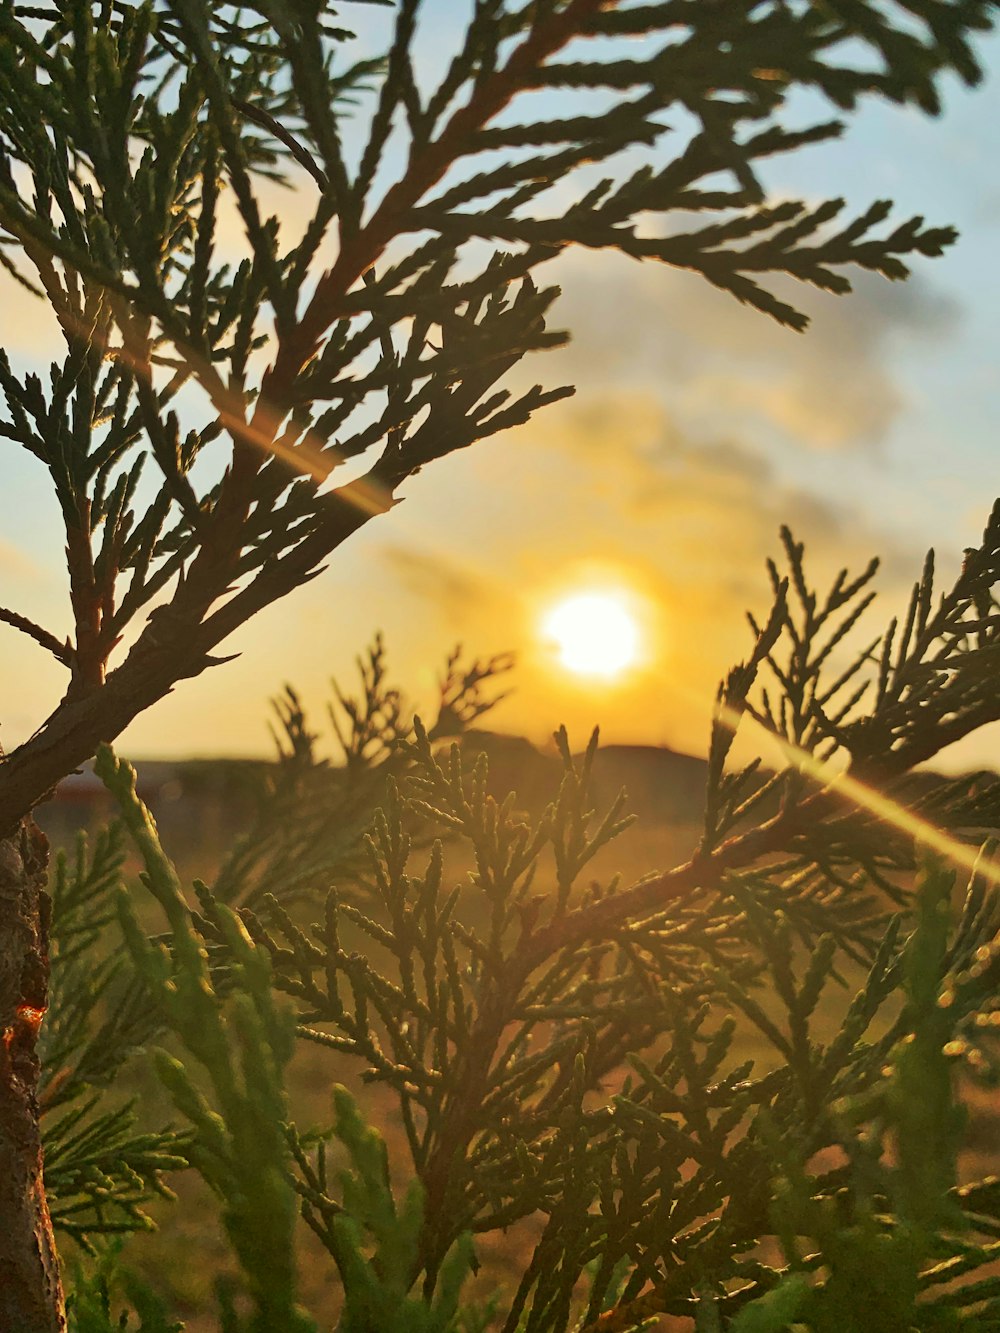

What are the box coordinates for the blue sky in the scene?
[0,12,998,769]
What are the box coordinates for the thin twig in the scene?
[231,98,330,191]
[0,607,72,667]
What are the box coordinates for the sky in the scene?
[1,10,999,771]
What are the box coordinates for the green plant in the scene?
[68,509,1000,1330]
[0,1,998,1328]
[212,637,512,911]
[39,825,187,1250]
[66,1244,182,1333]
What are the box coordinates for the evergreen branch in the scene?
[0,606,73,667]
[267,0,615,391]
[98,744,319,1332]
[230,97,330,193]
[1,5,999,1330]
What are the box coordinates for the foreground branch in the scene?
[0,821,62,1332]
[0,489,377,834]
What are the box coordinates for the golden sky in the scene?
[1,28,999,773]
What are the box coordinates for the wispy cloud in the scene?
[547,252,960,451]
[377,543,510,625]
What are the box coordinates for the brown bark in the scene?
[0,820,64,1333]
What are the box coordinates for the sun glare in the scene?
[542,591,641,679]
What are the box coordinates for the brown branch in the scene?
[0,2,615,831]
[260,0,617,401]
[231,98,329,191]
[168,0,610,630]
[415,793,819,1279]
[0,822,64,1332]
[514,714,990,975]
[64,506,104,697]
[517,804,816,972]
[0,607,72,668]
[0,5,613,817]
[0,478,381,833]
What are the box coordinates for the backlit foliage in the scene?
[64,511,1000,1330]
[0,3,998,1330]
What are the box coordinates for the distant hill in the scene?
[36,734,995,860]
[589,744,709,824]
[35,733,711,851]
[454,731,709,825]
[453,734,1000,836]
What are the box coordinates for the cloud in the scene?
[377,544,502,624]
[533,390,915,590]
[543,251,959,451]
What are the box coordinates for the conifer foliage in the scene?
[0,1,998,1330]
[75,513,1000,1329]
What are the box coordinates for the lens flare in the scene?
[718,701,1000,886]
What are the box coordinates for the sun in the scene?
[541,591,641,679]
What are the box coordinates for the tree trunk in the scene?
[0,820,64,1332]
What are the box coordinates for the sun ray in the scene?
[718,701,1000,888]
